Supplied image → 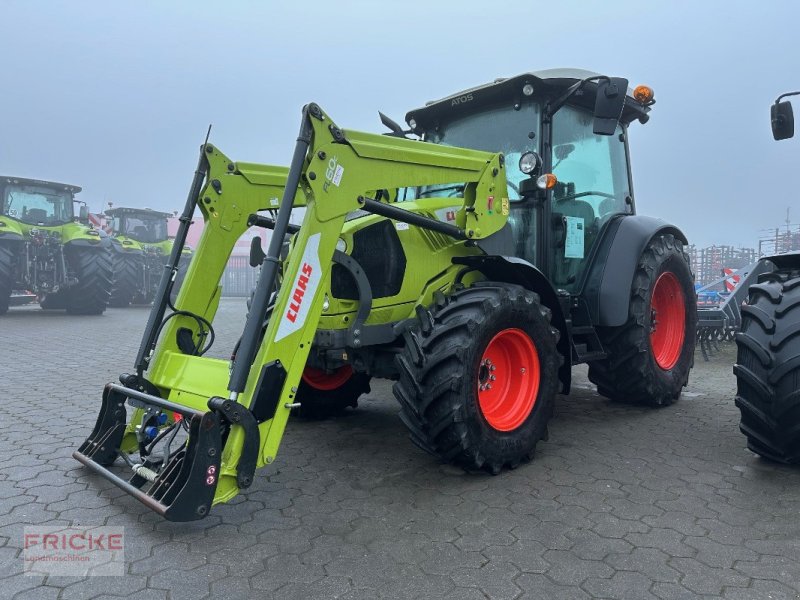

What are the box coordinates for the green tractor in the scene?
[75,69,696,521]
[0,176,113,315]
[106,207,191,307]
[734,90,800,463]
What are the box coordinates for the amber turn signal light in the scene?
[536,173,557,190]
[633,85,655,104]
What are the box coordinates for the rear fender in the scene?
[582,215,689,327]
[760,251,800,270]
[452,255,571,394]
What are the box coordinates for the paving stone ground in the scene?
[1,299,799,599]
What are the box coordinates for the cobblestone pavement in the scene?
[1,299,799,599]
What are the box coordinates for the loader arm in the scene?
[74,103,507,520]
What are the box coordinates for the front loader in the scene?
[75,69,696,521]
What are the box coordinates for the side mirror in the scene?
[593,77,628,135]
[771,100,794,140]
[79,205,89,223]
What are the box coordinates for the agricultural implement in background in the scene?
[0,177,113,315]
[695,262,771,359]
[733,90,800,464]
[74,69,697,521]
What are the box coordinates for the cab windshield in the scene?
[116,215,168,243]
[2,184,74,225]
[416,101,541,201]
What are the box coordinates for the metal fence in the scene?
[221,256,259,297]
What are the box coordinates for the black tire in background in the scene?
[393,283,561,474]
[734,268,800,463]
[109,252,140,308]
[588,233,696,406]
[0,242,15,315]
[169,256,190,305]
[64,245,114,315]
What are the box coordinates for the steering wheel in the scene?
[557,191,616,202]
[507,181,520,195]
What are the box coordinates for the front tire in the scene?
[734,268,800,463]
[588,233,696,406]
[0,242,14,316]
[393,283,561,474]
[109,253,140,308]
[65,246,113,315]
[294,366,371,419]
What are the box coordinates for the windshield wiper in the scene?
[417,185,465,198]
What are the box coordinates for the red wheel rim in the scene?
[650,272,686,370]
[302,365,353,391]
[477,328,541,432]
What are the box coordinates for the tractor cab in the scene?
[106,207,171,244]
[0,177,82,227]
[405,69,654,293]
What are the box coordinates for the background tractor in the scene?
[734,90,800,463]
[0,176,112,315]
[106,207,192,307]
[75,69,697,521]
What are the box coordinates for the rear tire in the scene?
[588,234,696,406]
[109,253,140,308]
[65,246,113,315]
[393,283,561,474]
[0,242,14,316]
[294,366,371,419]
[734,268,800,463]
[169,257,190,305]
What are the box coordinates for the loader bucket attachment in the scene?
[73,383,223,522]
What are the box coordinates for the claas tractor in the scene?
[74,69,696,521]
[106,207,192,307]
[0,176,113,315]
[734,90,800,463]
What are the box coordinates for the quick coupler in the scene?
[73,378,260,522]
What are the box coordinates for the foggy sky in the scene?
[2,0,799,249]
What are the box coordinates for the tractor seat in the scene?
[551,198,597,288]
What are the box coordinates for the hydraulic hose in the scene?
[135,131,210,375]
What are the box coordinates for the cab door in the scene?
[548,105,632,291]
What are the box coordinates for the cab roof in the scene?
[105,207,172,219]
[0,175,81,194]
[405,68,651,133]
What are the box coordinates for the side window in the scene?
[552,106,631,225]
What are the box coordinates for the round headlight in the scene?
[408,118,417,130]
[522,83,535,96]
[518,151,540,175]
[335,238,347,253]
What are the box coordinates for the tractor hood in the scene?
[405,68,652,134]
